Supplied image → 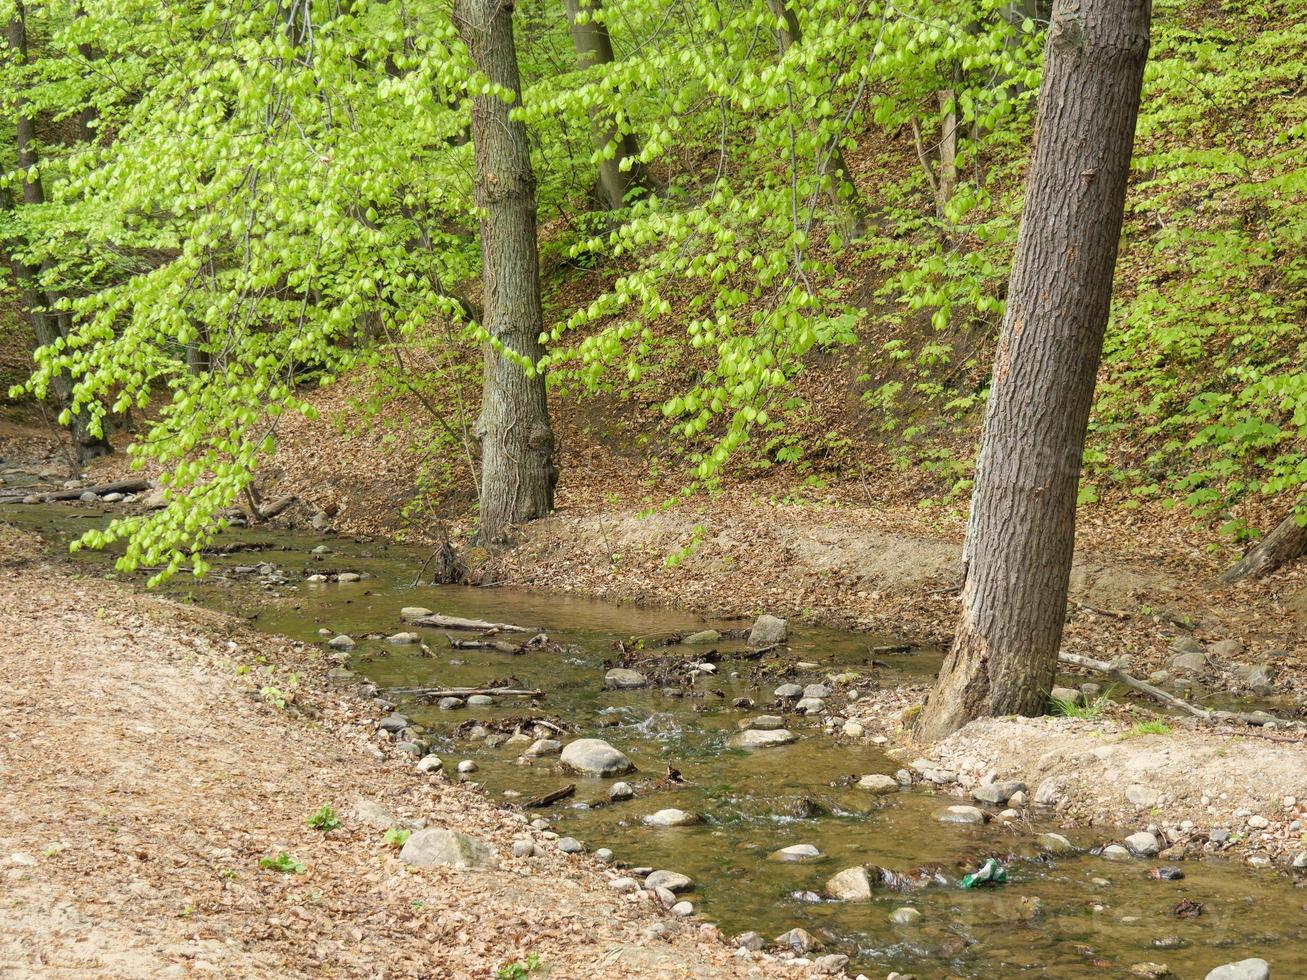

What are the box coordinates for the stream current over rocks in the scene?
[6,502,1306,978]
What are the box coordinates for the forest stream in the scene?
[6,500,1305,978]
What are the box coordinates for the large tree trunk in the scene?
[767,0,867,236]
[563,0,649,210]
[454,0,556,544]
[6,4,111,465]
[1220,510,1307,583]
[918,0,1151,741]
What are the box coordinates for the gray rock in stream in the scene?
[802,683,831,699]
[858,774,900,795]
[1125,831,1161,857]
[643,808,700,827]
[603,668,649,690]
[387,632,420,644]
[524,738,561,757]
[327,634,355,651]
[824,867,872,901]
[557,837,584,854]
[1204,959,1270,980]
[936,805,987,825]
[733,729,796,749]
[608,781,634,801]
[796,697,826,715]
[748,715,786,730]
[972,781,1026,805]
[78,491,98,502]
[400,606,433,621]
[400,828,499,870]
[644,870,693,893]
[377,713,411,734]
[773,684,803,699]
[466,695,495,707]
[684,629,721,644]
[748,614,788,646]
[437,697,464,710]
[560,738,635,777]
[769,844,821,861]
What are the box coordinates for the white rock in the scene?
[643,808,700,827]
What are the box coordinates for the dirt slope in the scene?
[0,526,790,980]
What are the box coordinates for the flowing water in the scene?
[5,501,1306,977]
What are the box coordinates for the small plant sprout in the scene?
[495,953,543,979]
[259,852,306,874]
[383,828,412,849]
[307,805,340,831]
[1049,685,1115,720]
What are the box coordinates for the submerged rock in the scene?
[858,774,900,795]
[733,728,796,749]
[560,738,635,777]
[603,668,649,690]
[769,844,821,861]
[1204,959,1269,980]
[684,629,721,645]
[889,907,921,925]
[608,781,634,801]
[400,606,433,621]
[748,715,786,730]
[1037,833,1077,855]
[524,738,561,757]
[400,828,499,870]
[937,805,986,826]
[773,927,818,953]
[387,632,420,644]
[327,634,355,651]
[824,866,872,901]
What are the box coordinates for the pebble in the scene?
[1246,815,1268,829]
[671,900,694,917]
[594,847,614,864]
[557,837,583,854]
[842,721,864,737]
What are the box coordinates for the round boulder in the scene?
[560,738,635,777]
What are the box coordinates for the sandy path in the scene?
[0,530,792,979]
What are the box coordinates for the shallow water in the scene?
[6,502,1307,977]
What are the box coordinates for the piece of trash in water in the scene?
[1172,899,1203,918]
[1149,866,1185,881]
[958,857,1007,888]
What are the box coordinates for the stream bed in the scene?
[5,501,1306,977]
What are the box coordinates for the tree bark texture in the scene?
[6,5,111,464]
[1220,510,1307,583]
[918,0,1151,740]
[767,0,867,236]
[563,0,649,210]
[454,0,557,544]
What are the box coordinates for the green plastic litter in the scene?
[958,857,1008,888]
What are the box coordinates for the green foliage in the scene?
[1123,719,1173,738]
[307,804,340,832]
[1049,686,1114,720]
[495,953,543,980]
[382,827,411,849]
[259,852,306,874]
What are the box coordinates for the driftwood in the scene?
[385,686,544,699]
[1,477,150,503]
[409,613,532,633]
[1058,651,1287,727]
[446,631,550,654]
[247,493,298,522]
[1220,510,1307,583]
[524,784,575,809]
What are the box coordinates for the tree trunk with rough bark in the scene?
[6,4,111,465]
[767,0,867,236]
[918,0,1152,741]
[563,0,649,210]
[454,0,557,544]
[1220,511,1307,583]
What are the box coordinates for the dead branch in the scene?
[408,613,532,633]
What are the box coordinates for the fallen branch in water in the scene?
[1,477,150,503]
[408,613,532,633]
[385,686,544,699]
[446,631,551,654]
[524,784,575,809]
[1058,651,1286,727]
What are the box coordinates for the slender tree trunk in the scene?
[6,4,111,465]
[454,0,556,544]
[563,0,649,210]
[934,77,959,220]
[1220,511,1307,583]
[918,0,1151,740]
[768,0,867,236]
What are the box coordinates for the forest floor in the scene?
[0,523,792,980]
